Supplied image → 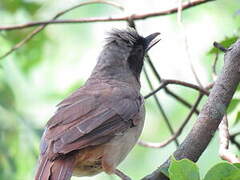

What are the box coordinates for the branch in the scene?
[0,0,124,60]
[214,41,229,53]
[0,0,215,31]
[143,67,179,147]
[231,132,240,138]
[139,93,203,148]
[177,0,203,87]
[219,115,240,163]
[144,79,209,99]
[212,51,219,78]
[143,39,240,180]
[163,87,200,115]
[145,56,200,115]
[129,18,180,147]
[230,132,240,150]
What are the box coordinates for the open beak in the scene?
[144,32,161,52]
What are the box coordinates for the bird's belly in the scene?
[73,106,145,176]
[73,145,105,177]
[102,109,145,173]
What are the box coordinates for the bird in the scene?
[35,28,160,180]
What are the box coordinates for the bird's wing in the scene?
[41,83,143,159]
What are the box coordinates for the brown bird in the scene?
[35,28,160,180]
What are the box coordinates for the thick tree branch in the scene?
[142,39,240,180]
[0,0,214,31]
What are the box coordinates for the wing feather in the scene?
[48,96,96,128]
[55,114,131,154]
[111,98,139,120]
[56,108,116,146]
[42,84,142,160]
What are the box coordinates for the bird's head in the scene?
[90,28,160,83]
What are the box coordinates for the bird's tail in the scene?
[35,155,75,180]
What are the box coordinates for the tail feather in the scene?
[35,155,53,180]
[35,155,75,180]
[50,156,75,180]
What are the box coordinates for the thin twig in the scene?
[139,93,203,148]
[230,132,240,150]
[219,115,240,163]
[143,67,179,147]
[214,41,229,52]
[231,132,240,137]
[0,0,215,31]
[145,56,200,115]
[144,79,209,99]
[212,51,219,78]
[128,18,179,147]
[0,0,124,60]
[205,82,214,90]
[163,88,200,114]
[177,0,203,87]
[145,55,162,81]
[114,169,132,180]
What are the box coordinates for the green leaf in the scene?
[208,36,238,54]
[0,81,15,109]
[227,99,240,113]
[203,162,240,180]
[233,163,240,169]
[16,31,48,74]
[169,157,200,180]
[225,171,240,180]
[22,2,41,15]
[1,0,41,14]
[234,112,240,125]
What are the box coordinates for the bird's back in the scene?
[35,79,144,180]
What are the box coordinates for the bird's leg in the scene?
[114,169,132,180]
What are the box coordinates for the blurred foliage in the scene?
[0,0,240,180]
[4,30,48,74]
[208,36,239,55]
[235,112,240,125]
[0,0,41,14]
[168,159,240,180]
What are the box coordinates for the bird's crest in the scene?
[105,28,144,46]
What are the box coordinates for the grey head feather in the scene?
[105,28,144,46]
[88,28,146,85]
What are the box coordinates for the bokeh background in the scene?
[0,0,240,179]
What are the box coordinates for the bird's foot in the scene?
[114,169,132,180]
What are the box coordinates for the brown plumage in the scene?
[35,28,160,180]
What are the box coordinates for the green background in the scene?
[0,0,240,179]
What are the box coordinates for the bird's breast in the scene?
[72,105,145,177]
[101,104,145,173]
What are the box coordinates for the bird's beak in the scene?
[144,32,161,52]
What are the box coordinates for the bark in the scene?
[143,39,240,180]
